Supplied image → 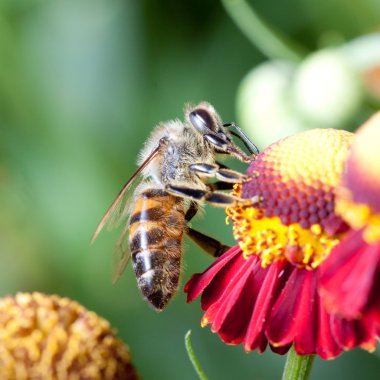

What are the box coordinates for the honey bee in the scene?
[92,102,258,310]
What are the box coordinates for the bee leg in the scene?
[212,161,240,188]
[165,184,243,207]
[208,181,234,191]
[203,133,253,163]
[189,163,247,183]
[215,168,247,183]
[186,227,230,257]
[204,191,243,207]
[185,201,199,222]
[184,201,229,257]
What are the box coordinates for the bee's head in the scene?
[185,102,231,140]
[184,101,259,160]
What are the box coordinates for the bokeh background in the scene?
[0,0,380,379]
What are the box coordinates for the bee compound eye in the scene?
[189,109,214,134]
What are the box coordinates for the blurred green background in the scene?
[0,0,379,379]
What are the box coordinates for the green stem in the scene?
[282,346,315,380]
[221,0,307,62]
[185,330,209,380]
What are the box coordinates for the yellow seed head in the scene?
[0,292,138,380]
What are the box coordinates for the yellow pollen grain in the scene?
[311,224,322,236]
[288,226,300,246]
[302,244,314,265]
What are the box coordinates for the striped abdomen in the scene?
[129,188,185,310]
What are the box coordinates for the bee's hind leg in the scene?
[184,202,230,257]
[186,227,230,257]
[185,201,199,222]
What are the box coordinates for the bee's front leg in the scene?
[202,133,253,163]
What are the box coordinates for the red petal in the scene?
[185,245,241,305]
[205,256,260,343]
[244,260,290,351]
[266,268,312,349]
[316,294,341,359]
[319,230,380,318]
[200,249,248,311]
[270,343,292,355]
[266,269,344,358]
[293,271,318,356]
[363,244,380,320]
[331,314,377,352]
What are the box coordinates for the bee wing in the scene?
[111,223,131,283]
[91,143,162,244]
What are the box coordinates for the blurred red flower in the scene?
[320,112,380,328]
